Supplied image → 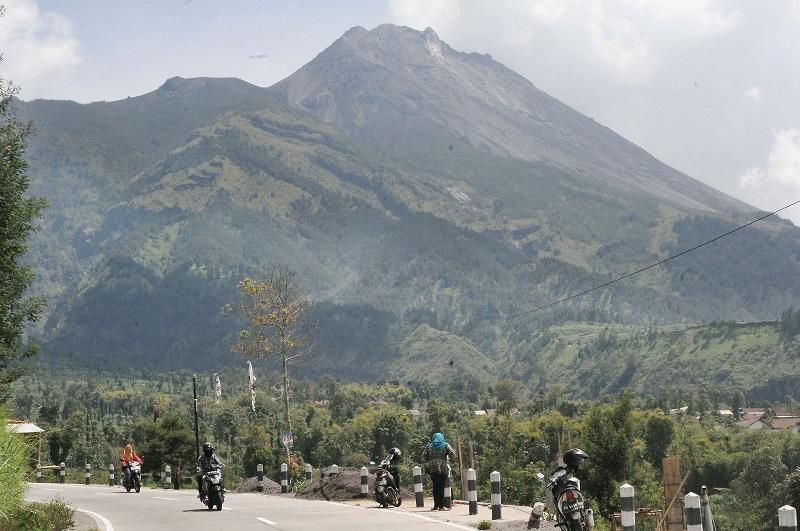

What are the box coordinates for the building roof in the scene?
[717,409,733,416]
[4,421,44,434]
[771,417,800,430]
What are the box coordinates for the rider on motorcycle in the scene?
[197,442,224,499]
[384,447,402,488]
[120,444,143,485]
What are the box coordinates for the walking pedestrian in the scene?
[422,432,456,511]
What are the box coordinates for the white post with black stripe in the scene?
[528,502,545,528]
[685,492,702,531]
[305,463,312,483]
[36,467,42,483]
[108,463,114,486]
[330,464,339,475]
[620,483,635,530]
[443,466,452,509]
[59,462,65,484]
[280,462,289,493]
[413,466,424,507]
[779,505,797,531]
[701,485,715,531]
[85,463,91,485]
[257,463,264,492]
[360,466,369,498]
[467,468,478,515]
[165,465,172,489]
[490,470,501,520]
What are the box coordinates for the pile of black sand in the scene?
[233,475,282,495]
[295,467,413,501]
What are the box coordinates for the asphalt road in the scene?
[25,483,478,531]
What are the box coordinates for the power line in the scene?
[324,199,800,351]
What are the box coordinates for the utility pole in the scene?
[192,375,200,459]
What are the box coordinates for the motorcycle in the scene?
[199,464,225,511]
[546,450,594,531]
[122,461,142,493]
[371,455,402,508]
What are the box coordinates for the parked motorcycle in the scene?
[122,461,142,493]
[199,464,225,511]
[372,455,402,508]
[546,449,594,531]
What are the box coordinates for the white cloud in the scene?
[745,86,761,100]
[0,0,79,96]
[739,129,800,224]
[387,0,740,83]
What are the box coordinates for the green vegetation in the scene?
[0,58,46,400]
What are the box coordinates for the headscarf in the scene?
[121,444,134,462]
[429,432,447,451]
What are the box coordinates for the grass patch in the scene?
[476,521,492,530]
[3,499,74,531]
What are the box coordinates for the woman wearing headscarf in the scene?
[421,432,456,511]
[120,443,143,485]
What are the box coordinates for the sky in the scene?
[1,0,799,223]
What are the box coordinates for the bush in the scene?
[0,413,29,523]
[5,499,74,531]
[477,521,492,530]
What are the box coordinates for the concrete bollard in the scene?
[779,505,798,531]
[330,464,339,475]
[257,463,264,492]
[620,483,635,531]
[165,465,172,489]
[85,463,91,485]
[701,485,715,531]
[467,468,478,515]
[443,467,452,509]
[305,463,312,483]
[528,502,545,528]
[685,492,702,531]
[490,470,501,520]
[360,466,368,498]
[59,462,65,484]
[281,462,288,493]
[109,463,115,486]
[413,466,424,507]
[35,467,42,483]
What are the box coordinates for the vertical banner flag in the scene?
[247,361,257,412]
[214,373,222,403]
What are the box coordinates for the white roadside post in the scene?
[360,466,369,498]
[779,505,798,531]
[305,463,313,483]
[620,483,635,531]
[35,467,42,483]
[85,463,91,485]
[467,468,478,515]
[490,470,501,520]
[165,465,172,489]
[108,463,114,486]
[59,462,65,484]
[413,466,424,507]
[529,502,546,528]
[257,463,264,492]
[280,462,288,493]
[330,464,339,476]
[685,492,702,531]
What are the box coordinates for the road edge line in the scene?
[77,508,114,531]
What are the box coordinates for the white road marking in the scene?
[152,496,179,501]
[43,488,59,492]
[94,492,115,496]
[222,507,233,511]
[256,517,277,526]
[404,513,475,530]
[77,508,115,531]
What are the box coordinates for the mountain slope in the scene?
[272,24,752,214]
[15,25,800,393]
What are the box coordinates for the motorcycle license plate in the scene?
[562,501,579,513]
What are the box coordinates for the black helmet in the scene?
[563,448,589,469]
[388,447,402,460]
[202,442,215,457]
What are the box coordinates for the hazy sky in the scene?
[2,0,799,223]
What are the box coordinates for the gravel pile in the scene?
[233,475,282,495]
[295,467,413,501]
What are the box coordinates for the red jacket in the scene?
[121,452,142,465]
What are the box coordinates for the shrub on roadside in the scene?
[3,499,74,531]
[0,412,29,523]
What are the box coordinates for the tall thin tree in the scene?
[223,264,315,441]
[0,30,47,401]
